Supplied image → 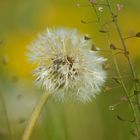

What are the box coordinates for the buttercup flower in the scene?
[27,28,106,103]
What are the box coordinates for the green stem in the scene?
[112,51,140,137]
[90,0,140,137]
[0,92,13,140]
[90,3,102,26]
[105,0,140,136]
[106,0,140,111]
[22,93,50,140]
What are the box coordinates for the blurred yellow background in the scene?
[0,0,140,140]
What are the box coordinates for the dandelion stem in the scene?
[22,93,50,140]
[106,0,140,111]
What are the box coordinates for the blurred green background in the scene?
[0,0,140,140]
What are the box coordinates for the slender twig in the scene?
[124,35,136,40]
[92,3,109,7]
[102,19,114,27]
[112,51,140,137]
[0,92,13,140]
[90,3,101,25]
[77,3,108,8]
[22,93,50,140]
[117,116,140,124]
[105,0,140,136]
[106,0,140,111]
[89,0,140,137]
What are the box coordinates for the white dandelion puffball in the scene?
[28,28,107,103]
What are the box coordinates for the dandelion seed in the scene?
[27,28,106,103]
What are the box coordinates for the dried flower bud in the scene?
[112,14,118,19]
[117,115,124,121]
[91,44,100,51]
[112,77,121,84]
[81,20,86,24]
[102,63,111,70]
[110,43,117,50]
[99,29,108,33]
[135,32,140,37]
[84,36,91,40]
[134,90,140,95]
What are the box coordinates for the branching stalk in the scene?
[89,0,140,137]
[112,51,140,137]
[106,0,140,111]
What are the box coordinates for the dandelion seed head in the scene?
[27,28,107,103]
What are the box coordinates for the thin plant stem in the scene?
[106,0,140,111]
[90,3,101,25]
[0,92,13,140]
[124,35,136,40]
[112,51,140,137]
[22,93,50,140]
[89,0,140,137]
